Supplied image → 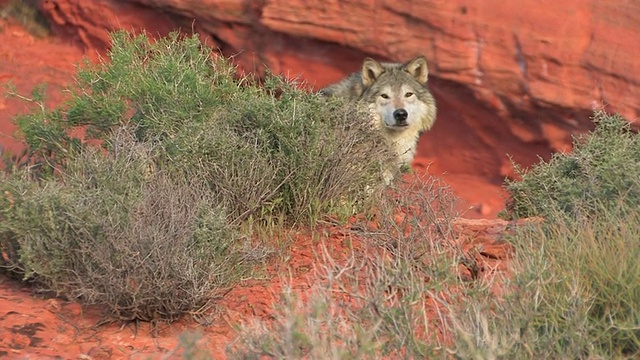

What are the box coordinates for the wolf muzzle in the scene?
[393,108,408,126]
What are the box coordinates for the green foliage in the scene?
[10,30,391,224]
[448,110,640,359]
[504,111,640,219]
[0,30,393,322]
[0,133,246,322]
[225,109,640,359]
[449,210,640,359]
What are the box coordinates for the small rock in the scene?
[87,345,113,360]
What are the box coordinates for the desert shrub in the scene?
[0,130,247,322]
[10,30,393,224]
[166,331,216,360]
[0,30,393,322]
[447,110,640,358]
[164,75,391,225]
[227,175,466,359]
[447,208,640,359]
[504,110,640,219]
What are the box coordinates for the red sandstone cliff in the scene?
[39,0,640,120]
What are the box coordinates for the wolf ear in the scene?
[403,56,429,84]
[361,58,385,87]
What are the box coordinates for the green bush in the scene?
[10,30,393,224]
[0,131,246,322]
[504,110,640,219]
[0,30,393,322]
[447,110,640,358]
[448,209,640,359]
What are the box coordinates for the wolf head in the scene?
[359,56,436,133]
[318,55,437,174]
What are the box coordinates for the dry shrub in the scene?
[227,175,467,359]
[0,0,50,38]
[504,110,640,220]
[0,129,248,322]
[447,111,640,359]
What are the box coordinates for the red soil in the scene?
[0,19,518,359]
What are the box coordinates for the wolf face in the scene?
[359,56,435,133]
[319,55,437,182]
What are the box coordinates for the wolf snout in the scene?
[393,108,408,124]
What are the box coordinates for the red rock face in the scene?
[38,0,640,116]
[20,0,640,216]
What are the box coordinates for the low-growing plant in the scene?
[0,130,249,322]
[8,30,394,225]
[446,110,640,359]
[504,110,640,220]
[226,175,467,359]
[165,331,216,360]
[0,0,50,38]
[447,207,640,359]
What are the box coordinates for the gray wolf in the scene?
[319,56,437,182]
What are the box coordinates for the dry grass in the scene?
[226,175,469,359]
[227,112,640,359]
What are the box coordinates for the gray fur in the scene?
[320,56,437,182]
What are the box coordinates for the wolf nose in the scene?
[394,108,408,122]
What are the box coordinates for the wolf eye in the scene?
[380,94,390,99]
[405,92,414,98]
